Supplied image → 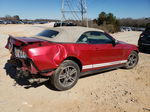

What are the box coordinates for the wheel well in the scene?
[65,57,82,71]
[133,50,139,54]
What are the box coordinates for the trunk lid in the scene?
[10,35,45,44]
[6,35,46,51]
[14,37,45,44]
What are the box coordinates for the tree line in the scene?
[1,14,150,33]
[118,18,150,28]
[0,15,20,21]
[0,15,58,22]
[91,12,119,33]
[91,12,150,33]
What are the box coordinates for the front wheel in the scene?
[124,51,139,69]
[51,60,80,91]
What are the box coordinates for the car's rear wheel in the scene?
[124,51,139,69]
[51,60,80,91]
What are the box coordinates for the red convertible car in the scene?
[6,26,139,90]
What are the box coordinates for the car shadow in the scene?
[3,62,49,89]
[80,68,117,79]
[3,61,120,91]
[44,81,59,91]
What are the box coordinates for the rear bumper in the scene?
[14,58,56,76]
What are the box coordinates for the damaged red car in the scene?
[5,26,139,90]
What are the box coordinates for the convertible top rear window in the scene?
[37,30,59,38]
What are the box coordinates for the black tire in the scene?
[51,60,80,91]
[124,51,139,69]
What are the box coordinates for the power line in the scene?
[61,0,88,27]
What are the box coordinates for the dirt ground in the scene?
[0,24,150,112]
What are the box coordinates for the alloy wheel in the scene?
[127,53,138,68]
[59,66,77,87]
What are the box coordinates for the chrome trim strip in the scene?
[83,60,127,70]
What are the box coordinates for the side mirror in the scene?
[112,40,119,46]
[115,40,119,44]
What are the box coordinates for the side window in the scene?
[77,31,113,44]
[76,33,89,43]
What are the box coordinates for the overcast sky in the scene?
[0,0,150,19]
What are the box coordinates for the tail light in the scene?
[14,48,27,58]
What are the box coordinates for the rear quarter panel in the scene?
[24,43,88,71]
[23,44,67,71]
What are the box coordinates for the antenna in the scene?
[61,0,88,27]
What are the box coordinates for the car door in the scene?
[75,33,94,71]
[83,31,124,70]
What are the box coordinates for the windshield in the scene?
[37,30,59,38]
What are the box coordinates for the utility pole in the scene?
[61,0,65,24]
[61,0,88,27]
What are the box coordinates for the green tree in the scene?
[106,13,116,24]
[97,12,107,25]
[96,12,120,33]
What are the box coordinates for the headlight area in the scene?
[14,48,28,59]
